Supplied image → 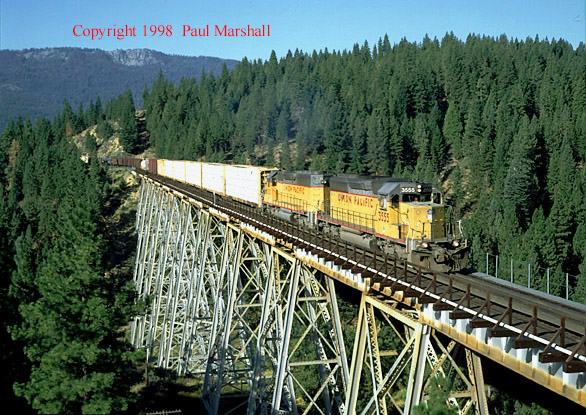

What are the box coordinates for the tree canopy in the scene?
[0,109,141,413]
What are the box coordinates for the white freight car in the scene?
[171,160,186,183]
[155,160,276,208]
[185,161,202,188]
[201,163,226,195]
[225,165,277,207]
[157,159,169,178]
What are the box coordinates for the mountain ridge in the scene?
[0,47,238,132]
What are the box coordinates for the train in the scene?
[134,158,469,272]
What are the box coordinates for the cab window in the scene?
[391,194,399,209]
[402,193,431,203]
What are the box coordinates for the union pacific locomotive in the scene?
[137,159,468,272]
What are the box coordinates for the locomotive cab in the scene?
[376,181,468,271]
[399,190,446,242]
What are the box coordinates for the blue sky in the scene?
[1,0,585,60]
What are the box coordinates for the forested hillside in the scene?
[141,33,586,301]
[0,108,143,412]
[0,47,238,133]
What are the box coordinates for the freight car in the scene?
[111,157,142,168]
[139,159,468,272]
[146,159,278,208]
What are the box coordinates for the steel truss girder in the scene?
[267,258,348,415]
[131,178,348,415]
[345,294,489,415]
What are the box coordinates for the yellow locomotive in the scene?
[263,171,468,272]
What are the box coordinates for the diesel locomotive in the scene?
[263,170,468,272]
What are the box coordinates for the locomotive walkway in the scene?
[129,168,586,414]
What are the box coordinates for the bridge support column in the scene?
[131,179,165,349]
[468,350,489,415]
[247,247,296,414]
[345,294,368,415]
[346,293,422,415]
[270,259,301,414]
[201,228,245,414]
[131,179,225,377]
[404,323,431,413]
[268,256,348,415]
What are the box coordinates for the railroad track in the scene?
[137,169,586,373]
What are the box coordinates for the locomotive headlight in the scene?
[452,240,460,247]
[417,184,422,193]
[421,242,429,249]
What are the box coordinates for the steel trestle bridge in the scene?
[129,169,586,414]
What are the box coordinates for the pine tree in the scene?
[503,116,539,229]
[544,139,577,269]
[413,377,458,415]
[118,91,138,153]
[366,111,390,175]
[96,119,113,140]
[324,101,349,173]
[279,139,292,170]
[348,115,367,174]
[442,102,463,159]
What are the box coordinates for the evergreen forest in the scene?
[0,104,144,411]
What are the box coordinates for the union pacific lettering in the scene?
[283,184,306,194]
[334,191,375,208]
